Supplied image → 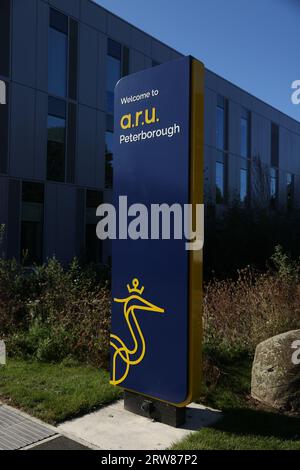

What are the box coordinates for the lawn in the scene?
[172,353,300,450]
[0,359,122,425]
[1,356,299,450]
[172,409,300,450]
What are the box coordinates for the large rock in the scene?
[251,330,300,412]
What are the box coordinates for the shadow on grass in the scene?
[182,406,222,431]
[211,408,300,440]
[173,352,300,449]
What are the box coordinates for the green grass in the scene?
[172,409,300,450]
[200,354,252,410]
[1,355,299,450]
[0,358,122,425]
[172,352,300,450]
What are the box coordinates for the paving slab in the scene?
[58,400,222,450]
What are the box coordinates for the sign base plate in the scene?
[124,391,186,428]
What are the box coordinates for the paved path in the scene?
[58,400,222,450]
[0,401,221,450]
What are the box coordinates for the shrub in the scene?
[1,257,111,368]
[1,248,300,368]
[203,246,300,356]
[8,321,74,362]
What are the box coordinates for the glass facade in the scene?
[21,182,44,265]
[216,161,225,204]
[240,168,248,203]
[106,55,121,114]
[270,167,278,206]
[240,111,251,203]
[216,95,228,150]
[216,96,228,204]
[0,0,10,78]
[271,123,279,167]
[216,105,225,151]
[0,81,8,173]
[106,39,122,115]
[48,27,68,97]
[47,115,66,182]
[106,39,129,114]
[105,131,114,188]
[287,172,294,209]
[241,115,250,158]
[3,0,300,267]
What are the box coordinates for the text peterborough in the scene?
[120,123,180,144]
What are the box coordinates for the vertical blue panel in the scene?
[111,57,191,404]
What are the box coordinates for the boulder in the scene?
[251,330,300,412]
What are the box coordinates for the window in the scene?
[21,182,44,265]
[241,111,250,158]
[68,19,78,101]
[271,123,279,168]
[216,161,225,204]
[287,173,294,210]
[106,39,129,114]
[216,106,225,151]
[270,167,278,207]
[105,131,114,188]
[0,81,8,173]
[66,102,77,184]
[47,97,66,182]
[0,0,11,78]
[47,115,66,182]
[240,168,248,204]
[122,46,130,77]
[216,96,228,204]
[216,96,228,151]
[107,39,122,115]
[240,110,251,203]
[106,55,121,114]
[48,9,68,97]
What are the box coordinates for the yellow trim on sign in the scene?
[175,57,205,407]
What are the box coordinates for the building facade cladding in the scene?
[0,0,299,265]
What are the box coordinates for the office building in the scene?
[0,0,299,264]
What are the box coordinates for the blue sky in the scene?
[96,0,300,122]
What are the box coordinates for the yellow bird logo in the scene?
[110,278,165,386]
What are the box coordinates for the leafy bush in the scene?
[0,257,111,367]
[1,247,300,368]
[8,321,73,362]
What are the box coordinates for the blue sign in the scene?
[110,56,204,406]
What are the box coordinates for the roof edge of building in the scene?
[88,2,300,128]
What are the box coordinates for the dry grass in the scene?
[204,263,300,355]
